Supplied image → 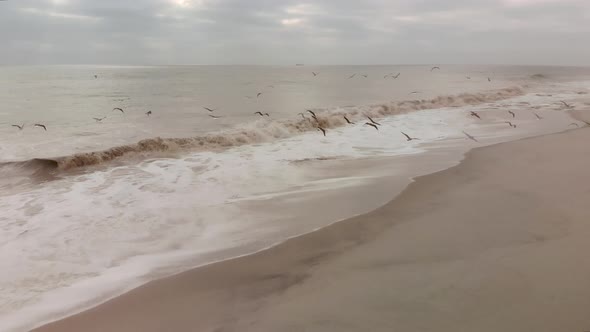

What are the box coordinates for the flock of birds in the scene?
[9,67,585,145]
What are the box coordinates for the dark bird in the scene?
[94,75,98,79]
[430,66,440,71]
[560,101,573,108]
[146,111,152,116]
[307,110,317,117]
[533,112,543,120]
[208,115,222,119]
[362,74,368,78]
[93,117,106,122]
[254,111,264,116]
[569,123,580,128]
[343,115,354,124]
[488,77,491,82]
[203,107,216,112]
[12,124,24,130]
[505,121,516,128]
[34,124,47,131]
[113,107,124,113]
[393,73,400,79]
[312,72,319,77]
[317,126,326,136]
[367,116,381,126]
[508,110,515,118]
[365,123,379,131]
[462,131,478,142]
[402,132,418,141]
[257,92,263,98]
[470,111,481,119]
[264,113,270,117]
[348,74,356,79]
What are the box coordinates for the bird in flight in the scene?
[146,111,152,116]
[470,111,481,119]
[34,124,47,131]
[203,107,216,112]
[93,117,106,122]
[560,101,573,109]
[465,76,471,80]
[12,124,24,130]
[393,73,400,79]
[254,111,264,116]
[367,116,381,126]
[488,77,491,82]
[508,110,515,118]
[312,72,319,77]
[113,107,124,113]
[505,121,516,128]
[533,112,543,120]
[361,74,368,78]
[402,132,418,141]
[365,123,379,131]
[408,91,420,95]
[343,115,354,124]
[317,126,326,136]
[348,74,356,79]
[257,92,263,98]
[208,114,222,119]
[307,110,317,117]
[94,75,98,79]
[462,131,478,142]
[431,66,440,71]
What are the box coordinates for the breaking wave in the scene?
[5,87,524,172]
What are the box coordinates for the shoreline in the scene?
[33,112,590,332]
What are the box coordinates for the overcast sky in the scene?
[0,0,588,65]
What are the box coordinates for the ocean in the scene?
[1,65,588,331]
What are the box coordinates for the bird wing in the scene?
[402,132,411,140]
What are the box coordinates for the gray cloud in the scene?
[0,0,588,65]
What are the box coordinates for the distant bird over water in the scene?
[505,121,516,128]
[257,92,263,98]
[307,110,317,117]
[367,116,381,126]
[534,112,543,120]
[365,123,379,130]
[560,101,573,109]
[430,66,440,72]
[203,107,216,112]
[348,74,356,79]
[343,115,354,124]
[470,111,481,119]
[463,131,478,142]
[508,110,516,118]
[113,107,124,113]
[254,111,270,117]
[146,111,152,116]
[93,117,106,122]
[312,72,319,77]
[208,114,222,119]
[402,132,418,141]
[12,124,24,130]
[317,126,326,136]
[34,124,47,131]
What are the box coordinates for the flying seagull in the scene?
[254,111,264,116]
[348,74,356,79]
[462,131,478,142]
[362,74,368,78]
[367,116,381,126]
[317,126,326,136]
[343,115,354,124]
[365,123,379,130]
[508,110,516,118]
[34,124,47,131]
[94,75,98,79]
[560,101,573,108]
[505,121,516,128]
[113,107,124,113]
[93,117,106,122]
[488,77,492,82]
[402,132,418,141]
[312,72,319,77]
[146,111,152,116]
[257,92,263,98]
[470,111,481,119]
[430,66,440,71]
[393,73,400,79]
[12,124,24,130]
[466,76,471,80]
[203,107,216,112]
[208,114,222,119]
[533,112,543,120]
[409,91,420,95]
[307,110,317,117]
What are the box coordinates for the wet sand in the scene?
[34,123,590,332]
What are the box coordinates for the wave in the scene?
[4,87,524,172]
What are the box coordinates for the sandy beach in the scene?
[34,119,590,332]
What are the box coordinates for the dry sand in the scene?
[35,124,590,332]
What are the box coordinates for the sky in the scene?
[0,0,589,66]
